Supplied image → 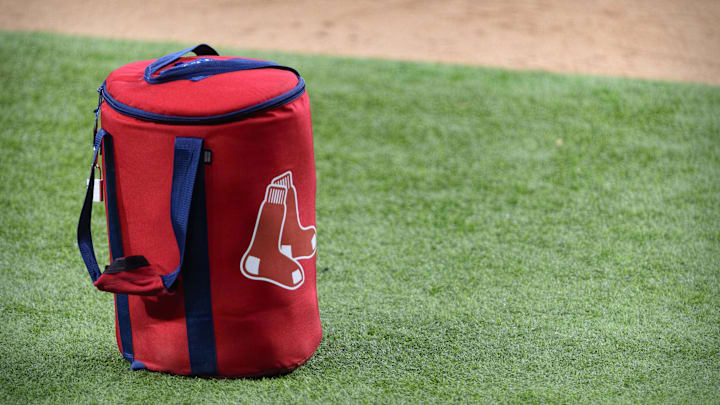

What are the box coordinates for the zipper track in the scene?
[100,75,305,125]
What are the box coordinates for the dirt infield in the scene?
[1,0,719,84]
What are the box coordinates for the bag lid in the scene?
[102,44,304,122]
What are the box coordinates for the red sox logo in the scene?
[240,171,316,290]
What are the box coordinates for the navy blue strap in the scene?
[144,44,218,80]
[144,43,293,84]
[77,129,109,282]
[160,137,203,290]
[77,132,204,292]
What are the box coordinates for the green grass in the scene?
[1,31,719,403]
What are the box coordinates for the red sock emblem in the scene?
[240,171,315,289]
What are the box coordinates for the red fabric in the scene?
[99,58,321,376]
[94,265,167,296]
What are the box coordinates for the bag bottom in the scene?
[122,334,322,378]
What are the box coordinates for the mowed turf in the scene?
[0,31,718,403]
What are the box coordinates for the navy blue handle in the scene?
[144,43,287,84]
[144,44,218,83]
[160,137,204,289]
[77,130,204,292]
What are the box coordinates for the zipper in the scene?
[92,87,103,142]
[98,75,305,125]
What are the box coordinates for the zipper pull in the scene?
[86,86,105,203]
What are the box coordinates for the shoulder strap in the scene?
[77,131,204,295]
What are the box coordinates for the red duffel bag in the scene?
[77,44,322,377]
